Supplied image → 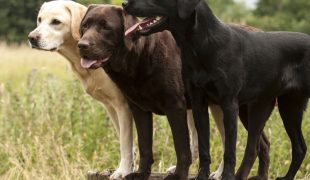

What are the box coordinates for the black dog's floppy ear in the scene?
[178,0,201,19]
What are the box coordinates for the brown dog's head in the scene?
[78,5,138,69]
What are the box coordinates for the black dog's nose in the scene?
[122,0,129,8]
[78,41,90,50]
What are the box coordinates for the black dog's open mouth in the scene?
[125,16,168,37]
[80,54,111,69]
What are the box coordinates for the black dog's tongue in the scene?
[125,17,156,37]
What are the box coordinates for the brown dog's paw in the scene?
[196,167,209,180]
[124,172,149,180]
[222,173,235,180]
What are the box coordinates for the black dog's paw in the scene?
[275,177,292,180]
[248,175,268,180]
[195,167,209,180]
[163,173,180,180]
[124,172,149,180]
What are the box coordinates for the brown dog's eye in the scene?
[82,23,88,30]
[51,19,61,25]
[100,20,110,29]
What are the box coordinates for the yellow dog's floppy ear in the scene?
[64,1,87,41]
[177,0,201,19]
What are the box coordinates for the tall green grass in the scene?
[0,44,309,179]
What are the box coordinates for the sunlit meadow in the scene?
[0,44,309,179]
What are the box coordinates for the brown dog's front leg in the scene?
[164,104,191,180]
[125,102,153,180]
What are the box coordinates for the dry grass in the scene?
[0,44,309,179]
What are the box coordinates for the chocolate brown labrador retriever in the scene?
[78,5,271,180]
[79,5,191,180]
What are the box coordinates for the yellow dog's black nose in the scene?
[28,33,40,47]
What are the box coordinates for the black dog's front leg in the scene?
[221,99,239,180]
[125,102,153,180]
[188,83,211,180]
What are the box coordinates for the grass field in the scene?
[0,44,309,180]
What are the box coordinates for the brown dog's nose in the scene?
[78,40,90,50]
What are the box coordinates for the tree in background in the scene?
[0,0,45,43]
[247,0,310,33]
[79,0,111,5]
[0,0,110,43]
[208,0,251,23]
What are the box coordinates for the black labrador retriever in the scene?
[123,0,310,180]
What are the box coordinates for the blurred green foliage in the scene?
[0,0,309,43]
[248,0,310,33]
[0,0,116,43]
[0,0,44,43]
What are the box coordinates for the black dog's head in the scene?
[122,0,201,36]
[78,4,138,69]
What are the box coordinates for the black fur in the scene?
[123,0,310,180]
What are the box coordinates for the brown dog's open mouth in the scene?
[125,16,168,37]
[80,55,111,69]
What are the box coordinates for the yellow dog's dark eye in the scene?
[38,17,42,23]
[51,19,61,25]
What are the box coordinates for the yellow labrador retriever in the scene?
[28,1,133,179]
[28,1,226,179]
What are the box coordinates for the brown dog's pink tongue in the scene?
[81,58,97,69]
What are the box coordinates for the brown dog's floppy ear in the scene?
[177,0,201,19]
[64,1,87,41]
[121,10,138,50]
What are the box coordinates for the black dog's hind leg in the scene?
[164,102,192,180]
[188,84,211,180]
[221,99,239,180]
[125,102,153,180]
[239,105,272,180]
[276,94,308,180]
[236,100,275,180]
